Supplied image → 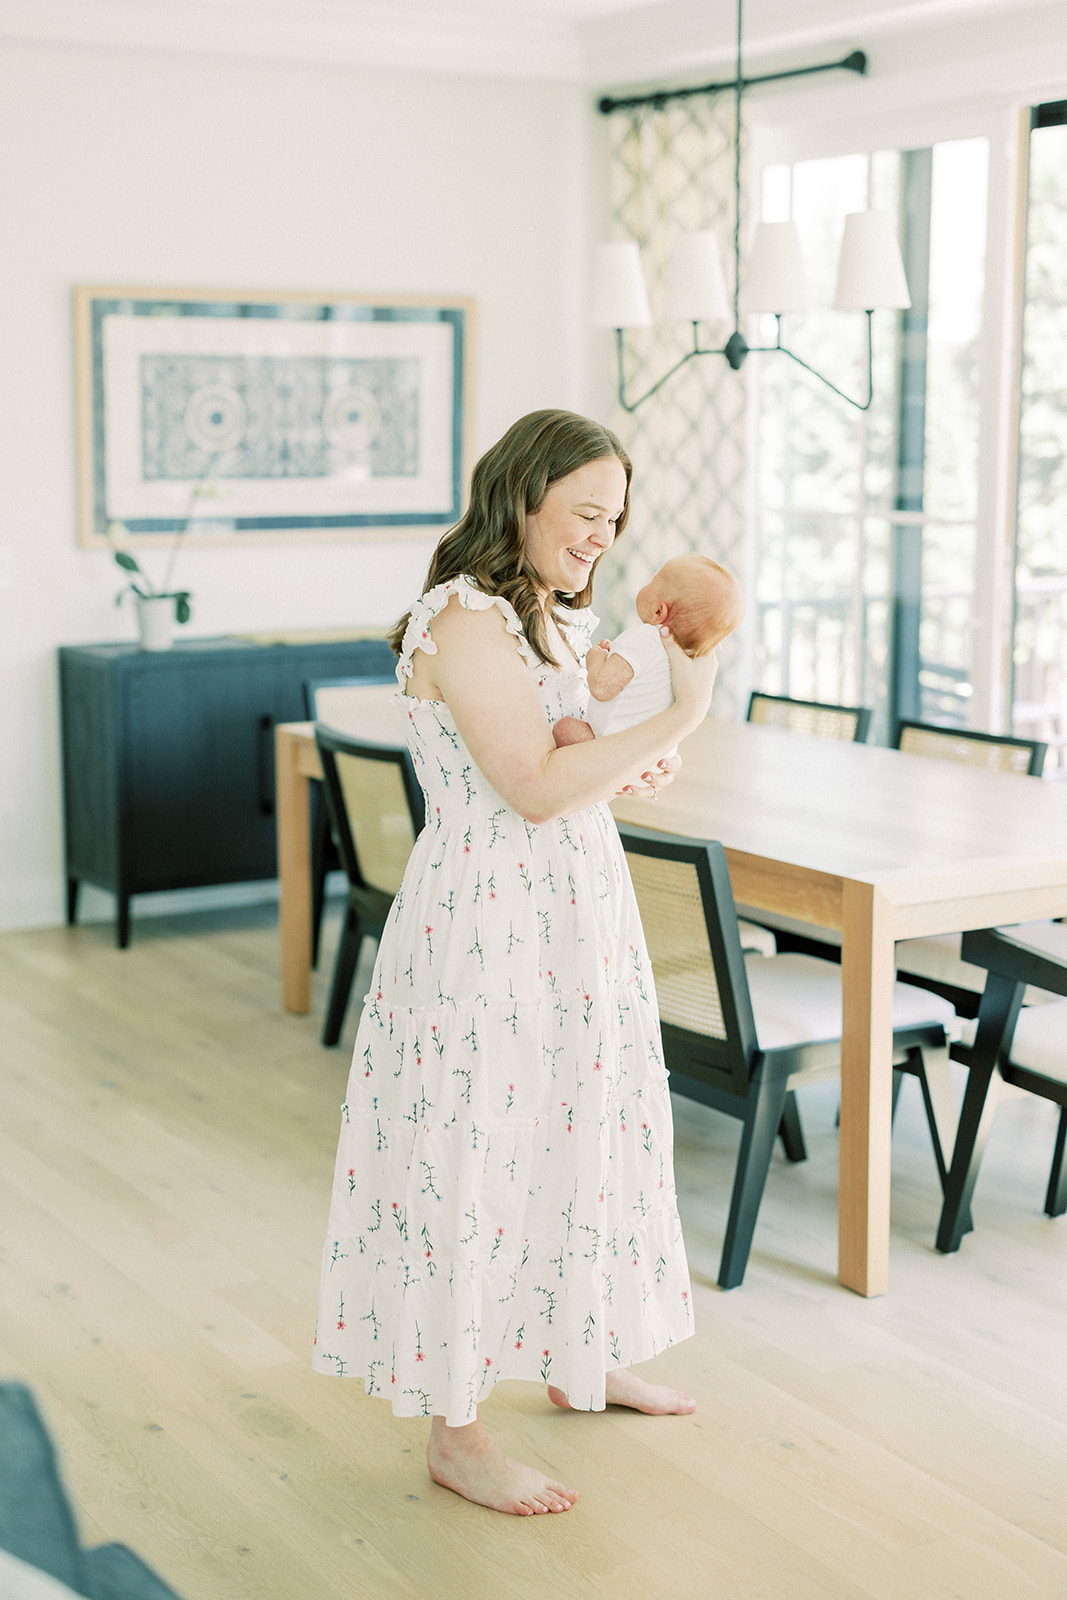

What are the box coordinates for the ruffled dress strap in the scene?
[395,575,540,684]
[558,603,598,663]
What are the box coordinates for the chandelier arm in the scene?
[774,309,875,412]
[614,326,730,413]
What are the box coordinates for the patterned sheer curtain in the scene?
[597,95,748,721]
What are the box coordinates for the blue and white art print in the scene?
[75,290,470,545]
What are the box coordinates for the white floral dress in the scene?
[313,576,693,1426]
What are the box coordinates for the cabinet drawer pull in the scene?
[258,714,275,817]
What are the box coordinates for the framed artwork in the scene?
[73,286,473,547]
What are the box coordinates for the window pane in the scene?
[1014,116,1067,768]
[925,139,988,523]
[752,140,987,740]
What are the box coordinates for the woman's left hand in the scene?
[618,752,681,802]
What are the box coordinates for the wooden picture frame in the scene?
[74,286,474,548]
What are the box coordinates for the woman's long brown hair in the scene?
[388,409,632,667]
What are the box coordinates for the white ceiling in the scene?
[0,0,1061,85]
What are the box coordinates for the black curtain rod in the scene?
[598,49,866,115]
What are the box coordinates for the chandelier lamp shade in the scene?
[595,2,911,412]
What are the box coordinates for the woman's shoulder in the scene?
[397,576,535,675]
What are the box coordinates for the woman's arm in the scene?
[423,596,716,825]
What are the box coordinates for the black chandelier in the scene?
[594,0,911,413]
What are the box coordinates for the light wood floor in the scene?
[2,906,1067,1600]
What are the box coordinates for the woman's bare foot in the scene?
[547,1369,696,1416]
[427,1415,578,1516]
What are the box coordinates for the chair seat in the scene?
[735,905,840,947]
[745,952,960,1052]
[1003,1000,1067,1085]
[736,919,777,958]
[897,921,1067,1005]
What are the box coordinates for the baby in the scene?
[554,554,743,755]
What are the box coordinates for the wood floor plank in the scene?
[3,910,1067,1599]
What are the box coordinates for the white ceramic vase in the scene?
[135,595,176,652]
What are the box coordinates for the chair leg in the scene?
[905,1047,972,1235]
[890,1067,904,1121]
[322,908,364,1047]
[310,787,332,969]
[1046,1107,1067,1218]
[777,1091,806,1163]
[718,1074,790,1290]
[902,1048,948,1187]
[935,1058,999,1254]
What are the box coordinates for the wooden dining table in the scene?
[275,699,1067,1298]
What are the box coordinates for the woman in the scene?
[313,409,719,1516]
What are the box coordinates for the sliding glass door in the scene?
[1013,101,1067,772]
[751,138,988,744]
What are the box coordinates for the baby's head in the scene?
[636,555,743,657]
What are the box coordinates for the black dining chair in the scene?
[315,725,424,1047]
[936,922,1067,1254]
[738,691,874,965]
[618,823,959,1288]
[304,675,395,968]
[891,720,1051,1018]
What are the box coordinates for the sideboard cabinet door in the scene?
[59,637,394,946]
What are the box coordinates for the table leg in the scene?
[838,880,896,1296]
[276,725,313,1014]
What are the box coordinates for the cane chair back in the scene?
[314,725,424,1045]
[894,719,1046,775]
[303,676,396,968]
[332,745,420,897]
[747,692,872,744]
[623,839,752,1097]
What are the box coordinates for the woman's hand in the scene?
[618,751,681,802]
[661,629,719,726]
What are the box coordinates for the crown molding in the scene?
[581,0,1067,93]
[2,0,1063,93]
[0,0,586,80]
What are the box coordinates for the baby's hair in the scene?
[665,556,743,657]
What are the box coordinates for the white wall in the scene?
[0,38,591,929]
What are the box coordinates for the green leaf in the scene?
[174,593,191,624]
[114,550,142,574]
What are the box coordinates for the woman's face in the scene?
[524,456,628,603]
